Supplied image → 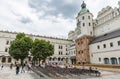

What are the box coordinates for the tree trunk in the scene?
[39,58,40,66]
[21,59,24,65]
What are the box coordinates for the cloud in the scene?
[19,17,32,24]
[29,0,83,18]
[0,0,120,39]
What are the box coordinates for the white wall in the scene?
[90,37,120,64]
[94,13,120,37]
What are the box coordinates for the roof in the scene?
[78,1,89,15]
[90,29,120,44]
[78,8,89,15]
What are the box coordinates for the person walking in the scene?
[1,64,3,70]
[21,63,25,73]
[10,63,13,69]
[16,65,20,75]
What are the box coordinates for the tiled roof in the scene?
[90,29,120,44]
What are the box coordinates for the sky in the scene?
[0,0,120,38]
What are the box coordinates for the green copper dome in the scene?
[78,1,89,15]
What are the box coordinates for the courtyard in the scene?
[0,65,120,79]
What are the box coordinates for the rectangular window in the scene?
[59,51,60,55]
[103,44,106,48]
[6,40,9,45]
[83,23,85,26]
[110,42,113,47]
[82,16,84,20]
[99,58,101,62]
[88,16,90,19]
[97,45,100,49]
[61,52,63,55]
[89,23,91,26]
[118,41,120,46]
[78,51,80,54]
[5,48,8,52]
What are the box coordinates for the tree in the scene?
[9,33,33,64]
[31,39,54,65]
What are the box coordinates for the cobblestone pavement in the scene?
[0,66,42,79]
[0,66,120,79]
[87,70,120,79]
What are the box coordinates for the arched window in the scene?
[111,57,118,65]
[83,23,85,26]
[61,58,65,61]
[104,58,109,64]
[88,16,90,19]
[58,58,60,61]
[8,58,12,63]
[82,16,85,20]
[2,57,6,63]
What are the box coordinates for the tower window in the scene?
[99,58,101,62]
[83,23,85,26]
[82,16,85,20]
[89,23,91,26]
[90,31,92,35]
[88,16,90,19]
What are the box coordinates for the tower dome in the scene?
[78,1,89,15]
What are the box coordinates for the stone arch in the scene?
[58,57,61,61]
[53,57,57,61]
[61,58,65,61]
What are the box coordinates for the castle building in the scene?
[0,31,72,64]
[68,1,120,65]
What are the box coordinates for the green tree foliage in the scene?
[31,39,54,64]
[9,33,33,64]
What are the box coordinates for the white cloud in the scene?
[0,0,120,38]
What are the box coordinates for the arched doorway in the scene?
[104,58,109,64]
[111,57,118,65]
[8,58,12,63]
[2,57,6,63]
[58,57,61,61]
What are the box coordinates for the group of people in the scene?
[15,63,32,75]
[9,62,32,75]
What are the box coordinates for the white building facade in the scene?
[0,31,73,64]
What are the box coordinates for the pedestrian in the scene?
[21,63,25,73]
[1,64,3,70]
[10,63,13,69]
[16,65,20,75]
[89,67,92,75]
[27,63,32,72]
[82,64,85,74]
